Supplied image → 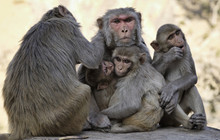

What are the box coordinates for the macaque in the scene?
[86,61,117,110]
[101,46,164,133]
[3,5,104,140]
[151,24,206,129]
[78,7,152,129]
[83,61,116,130]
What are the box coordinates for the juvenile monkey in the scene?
[101,46,164,133]
[151,24,206,129]
[3,5,104,140]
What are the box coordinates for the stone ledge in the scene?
[23,127,220,140]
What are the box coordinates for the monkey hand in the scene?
[160,83,178,109]
[164,92,179,114]
[163,47,183,64]
[88,113,111,129]
[189,113,207,130]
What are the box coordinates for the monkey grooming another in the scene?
[151,24,206,130]
[3,5,104,140]
[101,46,164,133]
[78,7,152,129]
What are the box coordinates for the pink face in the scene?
[109,14,136,43]
[167,30,185,52]
[102,61,114,76]
[113,55,132,77]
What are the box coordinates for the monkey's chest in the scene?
[165,66,182,83]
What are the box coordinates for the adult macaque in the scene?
[151,24,206,129]
[102,46,164,133]
[3,5,104,140]
[78,7,152,129]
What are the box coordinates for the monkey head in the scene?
[150,24,186,53]
[41,5,77,22]
[97,8,142,49]
[86,61,114,90]
[112,46,146,77]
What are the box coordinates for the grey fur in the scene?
[151,24,206,130]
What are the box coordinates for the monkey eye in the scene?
[114,57,121,62]
[123,59,131,64]
[124,17,133,23]
[112,18,120,24]
[176,30,181,35]
[167,34,174,40]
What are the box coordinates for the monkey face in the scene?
[151,28,186,53]
[113,55,132,77]
[166,29,185,52]
[109,14,136,46]
[102,61,114,76]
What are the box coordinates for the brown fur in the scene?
[3,5,104,140]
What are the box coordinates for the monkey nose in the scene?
[122,29,128,33]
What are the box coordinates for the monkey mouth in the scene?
[120,37,131,42]
[178,45,185,51]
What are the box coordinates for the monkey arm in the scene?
[160,72,197,109]
[101,89,142,120]
[172,72,197,92]
[101,101,141,120]
[75,31,105,69]
[152,47,184,75]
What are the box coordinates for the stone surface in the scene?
[24,127,220,140]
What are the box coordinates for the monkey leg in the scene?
[160,92,193,129]
[86,93,111,130]
[58,83,92,134]
[110,123,144,133]
[180,86,207,129]
[121,93,163,132]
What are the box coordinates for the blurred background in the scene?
[0,0,219,133]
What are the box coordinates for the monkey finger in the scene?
[190,114,206,120]
[165,105,175,115]
[160,95,170,108]
[192,118,206,123]
[160,99,167,109]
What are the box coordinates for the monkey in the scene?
[101,46,164,133]
[82,60,116,130]
[86,61,117,110]
[2,5,105,140]
[150,24,207,130]
[77,7,152,129]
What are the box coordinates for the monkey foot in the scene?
[88,113,111,129]
[189,113,207,130]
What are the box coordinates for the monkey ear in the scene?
[137,12,142,23]
[97,17,103,29]
[97,82,108,90]
[139,53,146,64]
[58,5,68,17]
[150,40,160,52]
